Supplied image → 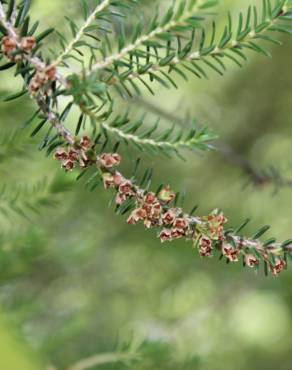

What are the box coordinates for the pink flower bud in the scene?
[199,237,213,257]
[80,136,92,149]
[173,217,189,231]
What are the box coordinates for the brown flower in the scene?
[222,244,240,262]
[245,254,259,268]
[199,237,213,257]
[159,229,173,242]
[102,171,123,189]
[270,259,286,275]
[68,149,79,161]
[144,192,156,204]
[173,217,189,231]
[119,180,133,195]
[1,36,17,56]
[162,209,177,225]
[127,208,147,225]
[99,153,121,168]
[171,228,185,239]
[55,148,68,161]
[20,36,36,52]
[80,135,92,150]
[62,159,74,171]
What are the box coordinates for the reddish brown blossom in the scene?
[245,254,259,268]
[162,209,177,225]
[54,148,68,161]
[119,180,133,195]
[80,135,92,150]
[222,244,240,262]
[102,171,123,189]
[171,228,186,239]
[127,208,147,225]
[20,36,36,52]
[99,153,121,168]
[159,229,173,243]
[68,149,79,161]
[173,217,189,231]
[62,159,74,171]
[1,36,17,56]
[144,192,156,204]
[199,237,213,257]
[270,259,286,275]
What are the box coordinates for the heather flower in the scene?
[99,153,121,168]
[171,228,186,239]
[102,171,123,189]
[207,209,228,240]
[199,236,213,257]
[222,244,240,262]
[55,148,68,161]
[173,217,189,231]
[20,36,36,52]
[1,36,17,56]
[144,192,156,204]
[127,208,147,225]
[119,180,133,195]
[80,135,92,149]
[245,254,259,268]
[270,259,286,275]
[68,149,79,161]
[159,229,173,242]
[162,209,177,225]
[62,159,74,171]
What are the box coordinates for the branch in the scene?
[132,96,292,188]
[85,0,216,73]
[102,0,292,89]
[67,352,138,370]
[51,0,111,66]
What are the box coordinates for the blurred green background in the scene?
[1,0,292,369]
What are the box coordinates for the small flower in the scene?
[162,209,177,225]
[68,149,79,161]
[222,244,240,262]
[1,36,17,56]
[158,185,176,203]
[119,180,133,195]
[171,228,185,239]
[99,153,121,168]
[20,36,36,52]
[115,192,127,205]
[173,217,189,231]
[44,65,57,81]
[54,148,68,161]
[80,135,92,150]
[144,192,156,204]
[199,237,213,257]
[245,254,259,268]
[159,229,173,242]
[102,171,123,189]
[127,208,147,225]
[62,159,74,171]
[149,202,162,218]
[270,259,286,275]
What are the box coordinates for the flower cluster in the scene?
[54,136,94,171]
[54,141,288,276]
[29,65,57,95]
[1,35,36,61]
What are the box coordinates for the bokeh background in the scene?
[1,0,292,369]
